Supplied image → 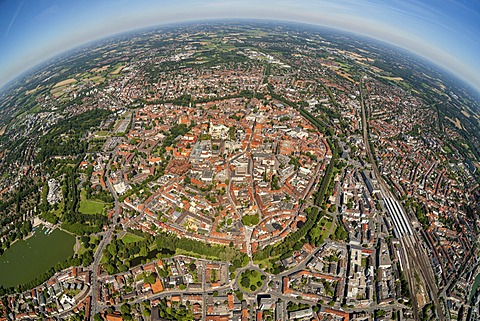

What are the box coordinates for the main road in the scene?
[90,147,122,319]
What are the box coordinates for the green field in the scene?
[0,228,75,288]
[239,269,265,293]
[254,254,280,269]
[95,131,111,137]
[320,218,334,240]
[78,235,100,255]
[79,199,106,214]
[121,233,145,244]
[79,189,108,214]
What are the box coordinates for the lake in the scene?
[0,227,75,288]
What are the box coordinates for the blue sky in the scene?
[1,0,479,91]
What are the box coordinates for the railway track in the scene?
[359,76,444,320]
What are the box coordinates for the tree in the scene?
[107,243,118,256]
[104,263,116,275]
[235,290,243,301]
[93,314,104,321]
[121,303,131,315]
[240,276,250,288]
[374,310,386,318]
[271,175,280,190]
[82,252,94,266]
[241,214,259,226]
[144,274,156,285]
[333,224,348,241]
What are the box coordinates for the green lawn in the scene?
[254,255,280,269]
[77,242,87,256]
[53,203,64,217]
[239,269,265,293]
[77,235,100,255]
[79,189,109,215]
[95,131,110,137]
[121,233,145,244]
[321,219,334,240]
[175,248,220,261]
[79,199,106,214]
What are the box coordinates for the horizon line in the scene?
[1,18,479,99]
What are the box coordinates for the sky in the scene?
[0,0,479,92]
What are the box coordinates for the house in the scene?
[288,308,313,319]
[105,313,123,321]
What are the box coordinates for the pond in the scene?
[0,227,75,288]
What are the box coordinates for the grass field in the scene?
[254,254,280,269]
[90,65,109,73]
[121,233,145,244]
[53,78,77,88]
[26,85,41,95]
[50,83,73,98]
[95,131,111,137]
[79,199,106,215]
[379,75,404,81]
[175,248,219,260]
[28,105,41,114]
[77,235,100,255]
[86,76,105,84]
[239,269,264,293]
[111,64,125,75]
[79,189,108,215]
[320,219,334,240]
[50,86,64,94]
[77,241,87,256]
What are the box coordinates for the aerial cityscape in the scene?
[0,2,479,321]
